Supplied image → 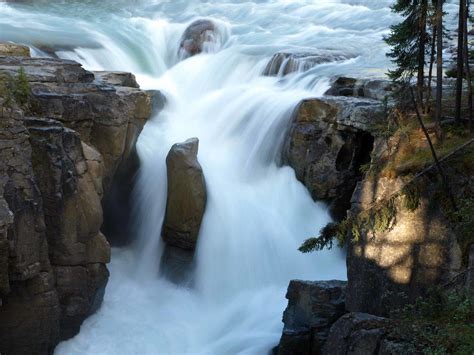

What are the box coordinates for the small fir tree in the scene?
[385,0,429,103]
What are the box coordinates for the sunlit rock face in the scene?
[0,55,151,353]
[283,96,380,219]
[345,146,463,317]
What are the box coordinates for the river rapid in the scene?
[0,1,460,354]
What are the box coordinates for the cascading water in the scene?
[0,0,461,354]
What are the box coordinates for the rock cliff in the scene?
[283,95,382,219]
[0,44,152,354]
[279,76,474,354]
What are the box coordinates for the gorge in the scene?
[0,1,472,355]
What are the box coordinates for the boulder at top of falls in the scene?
[162,138,207,250]
[179,19,216,58]
[325,76,393,101]
[263,52,349,77]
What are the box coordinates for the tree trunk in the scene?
[418,0,428,109]
[436,0,443,128]
[455,0,466,123]
[410,87,457,211]
[463,2,473,131]
[427,22,437,113]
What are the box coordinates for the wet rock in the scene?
[160,246,195,285]
[179,19,217,58]
[162,138,207,250]
[101,90,165,247]
[54,263,109,339]
[325,77,393,101]
[278,280,347,355]
[0,42,30,57]
[264,52,348,77]
[283,97,379,219]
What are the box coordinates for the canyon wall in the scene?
[0,44,151,354]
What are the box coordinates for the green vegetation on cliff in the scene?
[389,290,474,354]
[0,67,30,111]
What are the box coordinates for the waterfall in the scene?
[4,0,460,353]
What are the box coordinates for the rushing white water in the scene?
[0,1,459,354]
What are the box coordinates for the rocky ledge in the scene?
[278,74,474,354]
[0,44,152,354]
[283,92,384,219]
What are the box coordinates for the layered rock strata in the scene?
[0,44,152,353]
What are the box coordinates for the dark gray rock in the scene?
[160,246,195,285]
[325,77,393,101]
[278,280,347,355]
[322,312,391,355]
[264,52,349,77]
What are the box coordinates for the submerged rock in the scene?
[264,52,348,77]
[179,19,217,58]
[278,280,347,355]
[162,138,207,250]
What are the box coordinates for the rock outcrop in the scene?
[325,77,393,101]
[160,138,206,284]
[283,96,380,218]
[264,52,349,77]
[0,46,151,353]
[0,42,30,57]
[278,280,347,355]
[179,19,217,59]
[162,138,206,250]
[322,312,396,355]
[346,169,464,316]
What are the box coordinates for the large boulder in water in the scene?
[179,19,217,58]
[162,138,206,250]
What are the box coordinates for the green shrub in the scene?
[390,290,474,355]
[12,67,30,110]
